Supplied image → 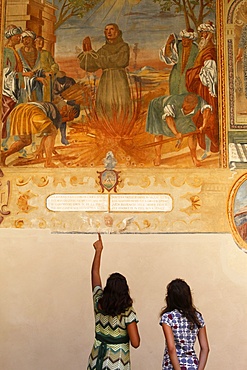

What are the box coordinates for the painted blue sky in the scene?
[55,0,190,57]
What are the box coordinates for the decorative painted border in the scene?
[226,0,247,130]
[217,1,228,167]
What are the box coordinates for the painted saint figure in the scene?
[160,28,198,95]
[186,21,219,160]
[77,23,132,122]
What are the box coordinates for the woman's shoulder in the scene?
[93,285,103,299]
[123,305,139,324]
[124,305,137,314]
[196,310,205,326]
[160,309,181,326]
[163,308,180,316]
[161,309,181,321]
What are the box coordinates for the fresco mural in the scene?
[1,0,220,169]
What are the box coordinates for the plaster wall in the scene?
[1,230,246,369]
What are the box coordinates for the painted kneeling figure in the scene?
[0,102,79,167]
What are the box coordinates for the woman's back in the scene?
[160,279,209,370]
[160,308,205,369]
[88,286,138,370]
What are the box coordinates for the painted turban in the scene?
[179,29,198,40]
[198,22,216,33]
[5,26,23,39]
[21,30,36,39]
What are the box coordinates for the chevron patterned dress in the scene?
[87,286,138,370]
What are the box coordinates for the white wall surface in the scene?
[0,230,247,370]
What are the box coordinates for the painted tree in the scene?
[55,0,102,30]
[153,0,216,30]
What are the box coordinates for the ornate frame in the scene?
[228,172,247,252]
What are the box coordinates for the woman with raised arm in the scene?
[88,233,140,370]
[160,278,209,370]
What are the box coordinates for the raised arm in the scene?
[164,34,176,57]
[91,233,103,290]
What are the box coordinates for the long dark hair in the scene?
[160,278,202,329]
[99,273,133,316]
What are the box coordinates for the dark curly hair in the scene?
[99,273,133,316]
[160,278,202,329]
